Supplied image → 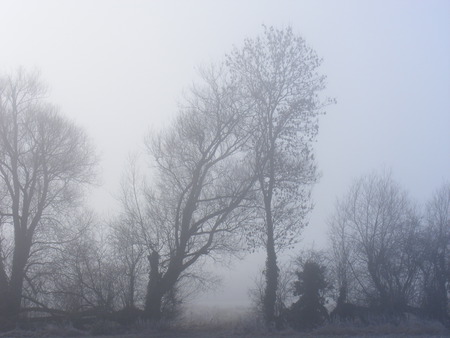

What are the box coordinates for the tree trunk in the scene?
[0,257,9,320]
[436,255,448,321]
[125,259,139,308]
[3,231,31,322]
[145,251,163,320]
[264,219,278,327]
[145,291,163,321]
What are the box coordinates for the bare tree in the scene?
[118,67,256,320]
[329,172,421,313]
[329,209,354,305]
[0,70,97,323]
[226,26,329,326]
[48,219,121,314]
[109,205,146,310]
[421,183,450,322]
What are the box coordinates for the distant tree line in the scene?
[0,26,448,334]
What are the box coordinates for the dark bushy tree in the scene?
[287,260,329,330]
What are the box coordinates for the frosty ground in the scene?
[1,305,449,337]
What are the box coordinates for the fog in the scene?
[1,0,449,310]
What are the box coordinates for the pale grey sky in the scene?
[1,0,449,307]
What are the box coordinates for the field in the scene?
[1,305,449,337]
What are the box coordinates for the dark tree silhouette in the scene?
[287,260,329,330]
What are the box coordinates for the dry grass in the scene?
[1,307,449,337]
[313,314,449,337]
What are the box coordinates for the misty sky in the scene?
[1,0,449,307]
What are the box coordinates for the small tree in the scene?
[109,207,146,310]
[47,219,121,314]
[287,260,329,330]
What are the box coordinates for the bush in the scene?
[285,260,329,330]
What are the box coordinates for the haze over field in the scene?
[0,0,449,309]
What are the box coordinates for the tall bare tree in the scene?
[0,70,97,323]
[226,26,328,325]
[118,67,255,320]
